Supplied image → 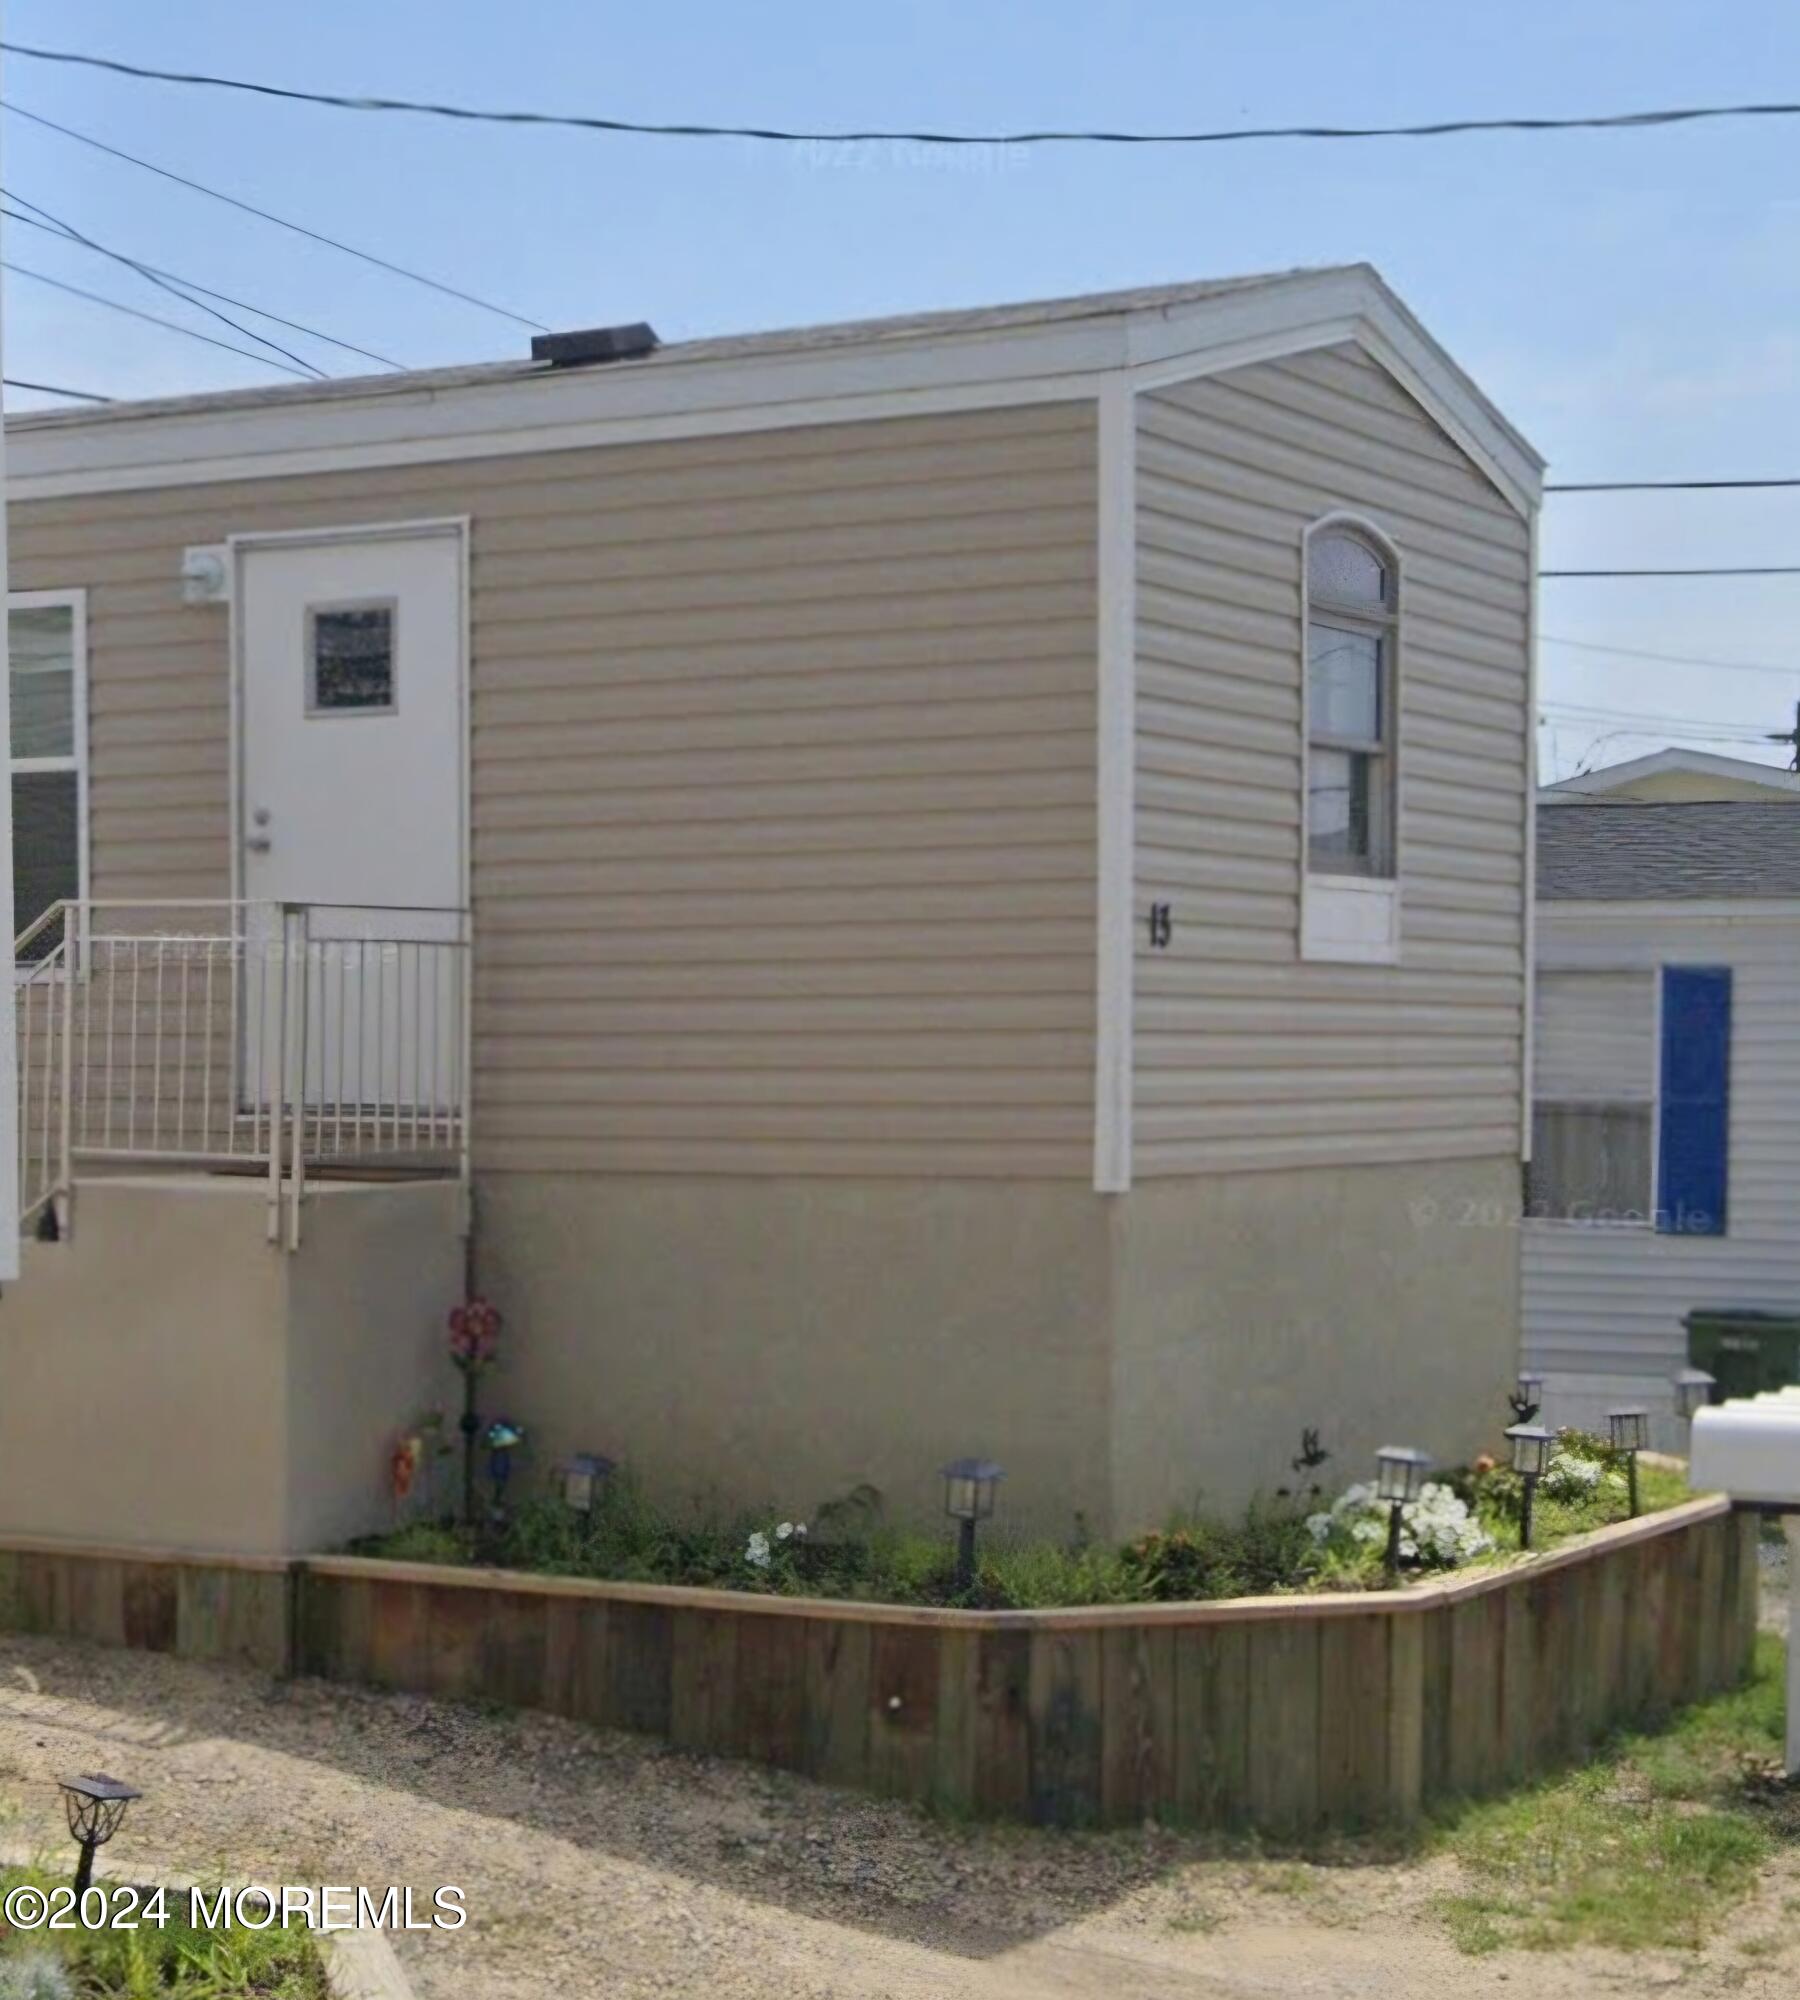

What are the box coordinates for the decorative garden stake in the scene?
[941,1458,1003,1591]
[388,1431,424,1524]
[59,1774,139,1897]
[485,1418,525,1522]
[1675,1367,1716,1423]
[560,1452,615,1518]
[1374,1447,1431,1581]
[448,1297,501,1526]
[1608,1407,1649,1517]
[1509,1371,1545,1426]
[1506,1424,1554,1549]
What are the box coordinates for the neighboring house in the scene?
[0,264,1541,1551]
[1524,796,1800,1443]
[1541,747,1800,807]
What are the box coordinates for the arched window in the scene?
[1305,522,1398,877]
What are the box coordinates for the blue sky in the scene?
[8,1,1800,778]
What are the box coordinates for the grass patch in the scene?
[0,1868,327,1997]
[1436,1633,1794,1956]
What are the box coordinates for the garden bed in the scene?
[350,1431,1692,1610]
[0,1495,1758,1835]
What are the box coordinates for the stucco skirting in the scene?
[0,1178,464,1555]
[475,1155,1521,1538]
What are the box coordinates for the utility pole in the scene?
[1768,702,1800,773]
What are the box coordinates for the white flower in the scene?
[775,1522,794,1541]
[1310,1476,1492,1570]
[1542,1449,1610,1502]
[745,1531,771,1569]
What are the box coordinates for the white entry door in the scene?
[237,524,465,1130]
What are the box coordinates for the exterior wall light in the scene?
[1374,1446,1432,1581]
[1505,1424,1554,1549]
[1675,1368,1716,1423]
[59,1773,140,1896]
[560,1452,615,1517]
[1608,1408,1650,1517]
[941,1458,1003,1591]
[1510,1371,1545,1425]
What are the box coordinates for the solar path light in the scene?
[1607,1407,1650,1518]
[1374,1446,1431,1582]
[1505,1424,1554,1550]
[1675,1367,1716,1423]
[59,1773,140,1897]
[559,1452,615,1519]
[941,1458,1003,1592]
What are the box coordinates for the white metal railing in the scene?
[15,899,470,1248]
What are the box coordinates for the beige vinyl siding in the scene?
[10,401,1100,1177]
[1132,344,1530,1175]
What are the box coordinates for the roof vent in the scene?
[530,322,660,368]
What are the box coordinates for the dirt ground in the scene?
[0,1631,1795,2000]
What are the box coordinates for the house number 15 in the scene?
[1148,902,1173,948]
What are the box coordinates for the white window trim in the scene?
[8,588,90,974]
[1298,512,1402,964]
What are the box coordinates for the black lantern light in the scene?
[1674,1368,1716,1423]
[1505,1423,1554,1549]
[1608,1407,1649,1517]
[941,1458,1004,1591]
[60,1773,140,1897]
[1374,1446,1432,1581]
[1509,1371,1545,1426]
[559,1452,615,1519]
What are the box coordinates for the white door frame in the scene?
[227,517,473,1221]
[226,517,472,917]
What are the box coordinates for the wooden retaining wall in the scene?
[0,1498,1759,1832]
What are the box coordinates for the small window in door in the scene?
[307,600,396,715]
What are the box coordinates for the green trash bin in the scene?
[1685,1308,1800,1402]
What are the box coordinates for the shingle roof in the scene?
[1537,801,1800,900]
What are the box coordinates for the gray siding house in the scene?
[1525,798,1800,1441]
[1,265,1540,1549]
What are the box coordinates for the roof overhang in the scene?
[5,264,1543,513]
[1539,747,1800,803]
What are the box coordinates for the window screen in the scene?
[1528,969,1657,1222]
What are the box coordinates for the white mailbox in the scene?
[1690,1391,1800,1771]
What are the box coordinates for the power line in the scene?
[1540,702,1776,740]
[10,42,1800,149]
[1541,566,1800,578]
[4,375,109,402]
[2,259,317,378]
[0,200,403,370]
[2,99,549,332]
[1540,706,1774,736]
[4,187,324,379]
[1541,634,1800,677]
[1548,477,1800,492]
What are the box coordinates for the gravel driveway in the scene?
[0,1632,1794,1999]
